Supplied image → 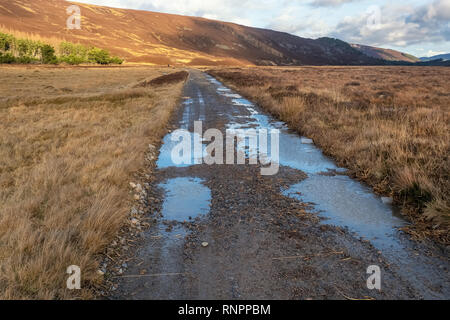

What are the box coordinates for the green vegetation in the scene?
[42,44,58,64]
[58,41,123,65]
[0,32,123,65]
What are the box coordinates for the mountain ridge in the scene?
[420,53,450,62]
[0,0,418,66]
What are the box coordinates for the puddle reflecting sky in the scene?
[283,175,406,251]
[158,177,211,222]
[210,75,408,253]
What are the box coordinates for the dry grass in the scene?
[209,66,450,243]
[0,65,185,299]
[0,24,66,49]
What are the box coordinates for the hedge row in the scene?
[0,32,123,65]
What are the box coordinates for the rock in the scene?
[134,194,140,200]
[201,242,209,247]
[131,207,138,215]
[301,138,314,144]
[135,184,143,193]
[381,197,393,205]
[97,270,105,276]
[131,218,139,225]
[129,182,137,189]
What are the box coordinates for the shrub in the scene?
[59,41,88,57]
[0,32,14,52]
[59,54,86,65]
[108,56,124,64]
[16,56,37,64]
[88,47,111,64]
[0,52,16,63]
[58,42,89,64]
[41,45,58,64]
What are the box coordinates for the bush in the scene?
[16,56,37,64]
[88,48,111,64]
[59,42,88,57]
[59,54,86,65]
[108,56,124,64]
[0,32,14,52]
[0,52,16,63]
[58,42,89,65]
[41,45,57,64]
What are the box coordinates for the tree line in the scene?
[0,32,123,65]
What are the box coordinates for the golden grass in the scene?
[209,66,450,243]
[0,65,185,299]
[0,25,66,49]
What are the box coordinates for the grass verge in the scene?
[0,66,186,299]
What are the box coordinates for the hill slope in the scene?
[420,53,450,62]
[351,44,419,63]
[0,0,382,66]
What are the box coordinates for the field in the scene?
[209,66,450,243]
[0,65,185,299]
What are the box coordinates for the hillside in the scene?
[351,44,419,63]
[420,53,450,61]
[0,0,382,66]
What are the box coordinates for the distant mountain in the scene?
[351,44,419,63]
[0,0,386,66]
[420,54,450,62]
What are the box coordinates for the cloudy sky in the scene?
[73,0,450,57]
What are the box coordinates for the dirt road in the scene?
[110,70,449,300]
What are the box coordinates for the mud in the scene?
[110,70,449,300]
[135,71,189,87]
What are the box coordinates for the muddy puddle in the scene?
[158,177,211,222]
[156,132,206,168]
[283,176,406,250]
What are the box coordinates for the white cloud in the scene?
[268,11,332,38]
[331,0,450,47]
[309,0,360,7]
[424,50,446,57]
